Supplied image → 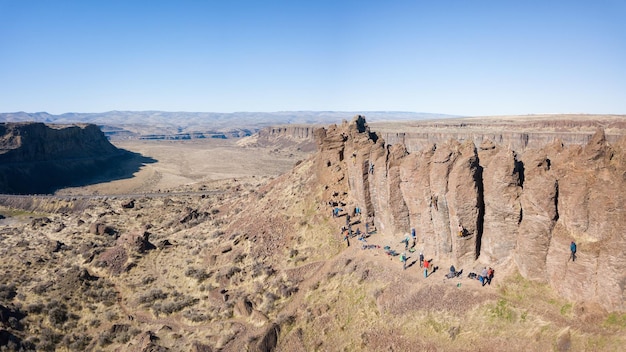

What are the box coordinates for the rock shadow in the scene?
[0,149,157,194]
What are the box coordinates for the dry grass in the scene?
[2,137,625,351]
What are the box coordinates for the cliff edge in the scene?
[314,116,626,312]
[0,123,133,194]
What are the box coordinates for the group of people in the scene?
[333,203,375,248]
[399,228,418,250]
[330,202,571,291]
[398,250,435,274]
[467,267,494,286]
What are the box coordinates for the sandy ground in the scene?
[55,138,309,195]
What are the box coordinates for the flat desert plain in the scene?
[55,138,309,196]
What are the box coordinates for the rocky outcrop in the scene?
[377,116,626,152]
[258,115,626,155]
[117,230,156,254]
[0,123,118,162]
[0,122,131,194]
[240,125,319,152]
[89,222,117,237]
[315,116,626,312]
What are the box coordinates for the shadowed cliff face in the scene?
[315,116,626,312]
[0,123,156,194]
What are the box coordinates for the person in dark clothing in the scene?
[419,252,424,268]
[570,241,577,261]
[487,267,494,285]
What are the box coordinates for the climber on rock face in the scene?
[570,241,577,262]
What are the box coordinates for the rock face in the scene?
[0,123,119,162]
[239,125,318,152]
[0,122,129,194]
[260,114,626,154]
[315,116,626,312]
[375,115,626,152]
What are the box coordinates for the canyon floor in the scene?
[1,132,625,351]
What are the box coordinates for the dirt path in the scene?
[328,211,499,292]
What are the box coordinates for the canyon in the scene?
[0,115,625,351]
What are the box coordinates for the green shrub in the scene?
[138,289,168,304]
[604,313,626,328]
[489,299,515,322]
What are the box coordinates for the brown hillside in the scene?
[0,117,625,351]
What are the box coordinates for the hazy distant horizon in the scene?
[0,110,462,126]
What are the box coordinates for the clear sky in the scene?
[1,0,625,116]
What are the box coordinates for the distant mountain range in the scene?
[0,111,459,140]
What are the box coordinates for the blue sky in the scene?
[1,0,625,116]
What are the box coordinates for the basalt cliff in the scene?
[256,114,626,153]
[315,116,625,312]
[1,116,625,351]
[0,123,139,194]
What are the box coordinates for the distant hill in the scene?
[0,111,458,140]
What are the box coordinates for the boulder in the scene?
[254,323,280,352]
[31,217,51,228]
[233,297,254,318]
[122,199,135,209]
[89,222,116,236]
[118,230,156,254]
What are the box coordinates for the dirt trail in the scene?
[329,211,500,292]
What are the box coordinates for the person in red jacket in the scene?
[487,267,494,285]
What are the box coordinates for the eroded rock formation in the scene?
[315,116,626,311]
[0,122,140,194]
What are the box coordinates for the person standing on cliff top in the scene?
[570,241,577,261]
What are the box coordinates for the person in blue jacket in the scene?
[570,241,577,262]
